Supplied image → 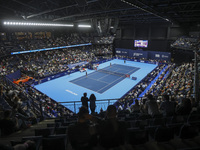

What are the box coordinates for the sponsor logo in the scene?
[116,51,121,53]
[162,55,168,58]
[155,54,160,58]
[133,53,143,56]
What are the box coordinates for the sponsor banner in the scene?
[129,50,148,59]
[115,48,171,61]
[115,48,129,56]
[148,51,171,61]
[68,61,89,69]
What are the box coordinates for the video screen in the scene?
[134,40,148,48]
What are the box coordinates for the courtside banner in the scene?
[129,50,148,59]
[115,48,129,56]
[115,48,171,61]
[148,51,171,61]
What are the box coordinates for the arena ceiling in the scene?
[1,0,200,25]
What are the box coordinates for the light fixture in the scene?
[78,24,91,28]
[3,21,74,27]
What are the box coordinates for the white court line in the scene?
[70,81,101,94]
[96,67,140,93]
[70,65,140,93]
[96,75,124,93]
[69,70,101,83]
[96,68,121,80]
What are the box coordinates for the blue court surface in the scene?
[34,59,157,112]
[70,64,140,94]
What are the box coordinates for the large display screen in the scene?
[134,40,148,48]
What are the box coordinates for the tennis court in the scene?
[34,59,157,112]
[70,64,140,94]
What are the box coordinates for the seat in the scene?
[149,118,166,126]
[55,127,68,134]
[42,134,67,150]
[126,128,149,145]
[179,124,199,139]
[154,126,174,142]
[35,127,54,137]
[22,136,43,150]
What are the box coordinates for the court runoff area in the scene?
[34,59,157,113]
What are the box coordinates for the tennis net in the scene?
[97,69,130,78]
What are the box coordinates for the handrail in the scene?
[59,98,119,113]
[58,98,120,103]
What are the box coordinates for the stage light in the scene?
[3,21,74,27]
[78,24,91,28]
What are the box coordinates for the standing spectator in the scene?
[99,105,126,149]
[130,99,140,113]
[89,94,96,114]
[144,94,160,116]
[176,98,192,115]
[68,106,97,150]
[81,93,89,109]
[0,109,19,136]
[0,84,5,103]
[160,95,175,116]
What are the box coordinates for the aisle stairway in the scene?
[0,118,55,146]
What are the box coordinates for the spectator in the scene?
[144,94,160,116]
[160,95,175,116]
[130,99,140,113]
[0,109,19,136]
[89,94,96,114]
[68,106,97,150]
[99,105,126,149]
[81,93,89,109]
[176,98,192,115]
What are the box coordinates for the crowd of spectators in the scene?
[0,33,114,56]
[0,45,112,78]
[171,36,200,50]
[0,33,199,150]
[116,62,195,118]
[0,34,85,56]
[0,33,114,137]
[117,63,167,109]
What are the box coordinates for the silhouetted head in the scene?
[107,105,117,119]
[135,99,139,105]
[4,109,12,119]
[83,92,87,97]
[163,95,169,101]
[147,94,154,101]
[78,106,89,120]
[90,94,96,100]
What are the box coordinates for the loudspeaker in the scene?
[93,18,112,36]
[110,18,119,34]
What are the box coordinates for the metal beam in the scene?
[26,0,98,19]
[53,7,137,21]
[12,0,37,10]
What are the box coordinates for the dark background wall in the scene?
[114,22,188,52]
